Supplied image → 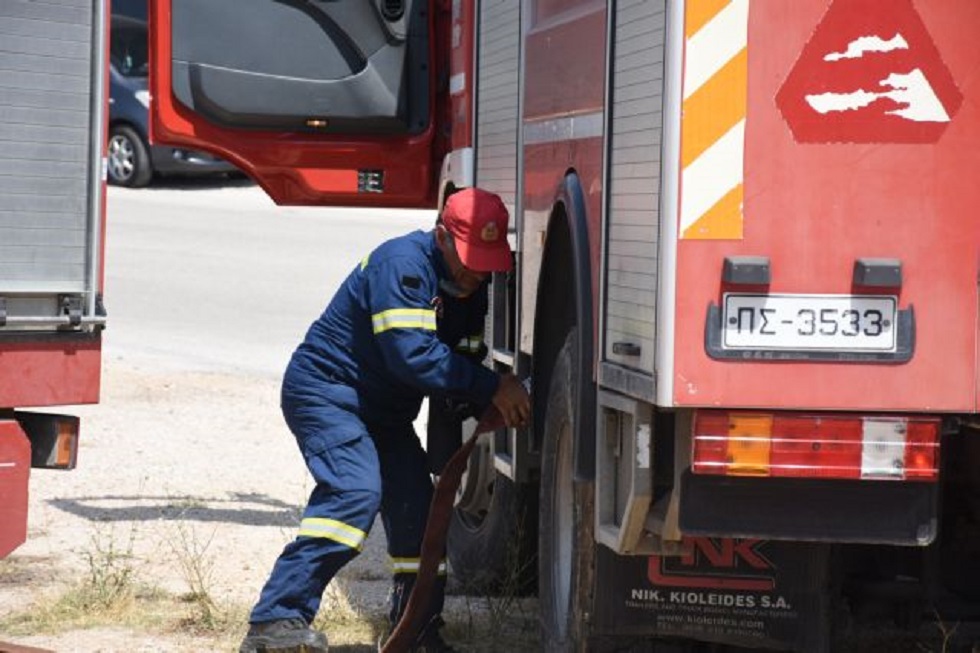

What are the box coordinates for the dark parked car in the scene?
[109,14,237,186]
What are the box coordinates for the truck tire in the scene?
[539,329,596,652]
[447,464,537,596]
[107,124,153,187]
[446,439,537,596]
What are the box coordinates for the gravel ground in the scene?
[0,183,538,652]
[0,356,538,652]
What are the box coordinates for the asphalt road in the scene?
[104,179,435,377]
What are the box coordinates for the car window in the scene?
[111,23,149,77]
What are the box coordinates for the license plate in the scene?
[722,294,898,352]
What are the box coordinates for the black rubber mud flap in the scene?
[592,539,834,652]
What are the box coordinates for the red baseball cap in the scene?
[441,188,512,272]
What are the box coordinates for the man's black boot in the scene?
[239,618,329,653]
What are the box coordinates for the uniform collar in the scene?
[428,230,451,280]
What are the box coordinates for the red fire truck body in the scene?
[0,0,108,560]
[150,1,980,650]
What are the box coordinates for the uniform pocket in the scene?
[282,399,380,493]
[283,401,363,450]
[302,431,381,494]
[299,427,362,457]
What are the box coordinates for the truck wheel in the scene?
[539,330,596,652]
[446,434,537,596]
[107,124,152,187]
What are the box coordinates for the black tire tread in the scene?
[539,329,596,652]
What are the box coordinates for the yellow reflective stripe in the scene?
[454,334,484,354]
[372,308,437,334]
[298,518,367,551]
[360,254,370,271]
[390,556,448,575]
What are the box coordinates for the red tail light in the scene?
[692,410,940,482]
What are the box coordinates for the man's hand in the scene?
[491,373,531,428]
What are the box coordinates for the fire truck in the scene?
[0,1,108,559]
[149,1,980,650]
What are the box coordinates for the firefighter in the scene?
[240,188,531,653]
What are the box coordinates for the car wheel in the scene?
[107,125,152,187]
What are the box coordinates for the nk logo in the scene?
[648,537,776,591]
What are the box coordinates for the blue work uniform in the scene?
[249,229,498,628]
[426,287,490,474]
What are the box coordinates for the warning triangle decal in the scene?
[776,0,962,143]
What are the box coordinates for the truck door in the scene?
[149,0,445,208]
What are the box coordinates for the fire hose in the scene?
[380,403,510,653]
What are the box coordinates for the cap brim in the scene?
[456,240,513,273]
